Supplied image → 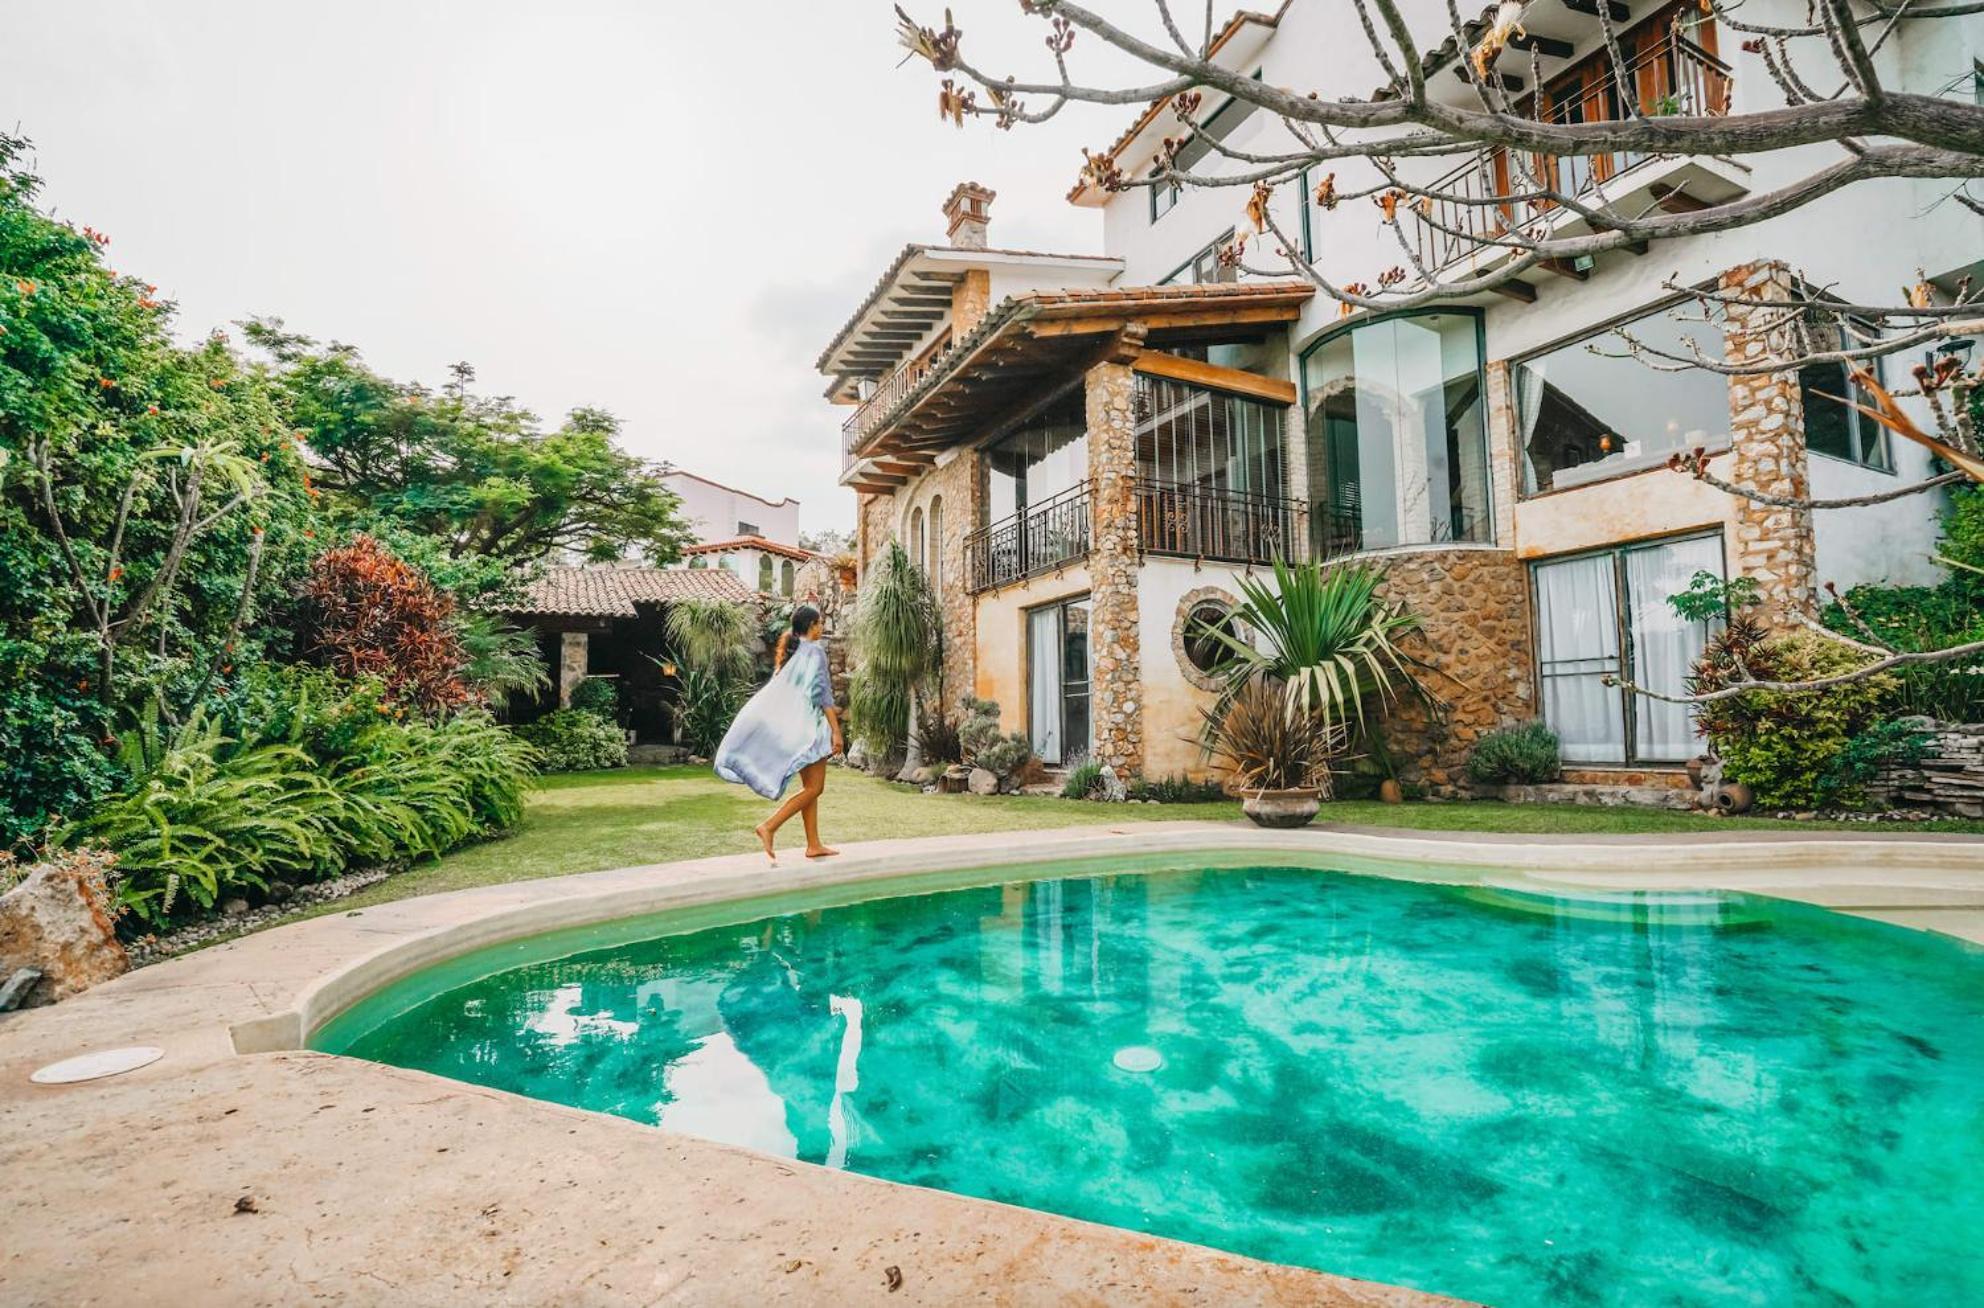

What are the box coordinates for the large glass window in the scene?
[1302,311,1491,554]
[1532,534,1722,765]
[986,397,1088,524]
[1135,377,1284,496]
[1515,305,1728,493]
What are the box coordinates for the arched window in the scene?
[781,559,795,596]
[909,507,925,573]
[757,553,774,592]
[928,495,944,590]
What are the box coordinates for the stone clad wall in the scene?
[1869,721,1984,817]
[1720,260,1817,622]
[1372,546,1536,794]
[921,452,982,717]
[1085,360,1144,778]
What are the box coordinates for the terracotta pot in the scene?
[1713,782,1755,815]
[1378,778,1405,805]
[1242,787,1323,829]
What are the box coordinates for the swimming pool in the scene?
[314,862,1984,1306]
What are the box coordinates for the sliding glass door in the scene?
[1531,534,1722,765]
[1027,598,1091,766]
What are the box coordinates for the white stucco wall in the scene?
[662,471,801,548]
[1086,0,1972,594]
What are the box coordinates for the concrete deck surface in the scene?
[5,820,1981,1305]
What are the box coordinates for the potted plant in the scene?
[1201,681,1344,828]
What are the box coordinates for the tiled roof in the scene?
[498,565,758,618]
[681,535,817,563]
[816,243,1121,378]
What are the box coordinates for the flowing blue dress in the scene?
[714,639,835,800]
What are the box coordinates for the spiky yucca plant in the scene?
[1200,681,1344,794]
[1194,556,1430,741]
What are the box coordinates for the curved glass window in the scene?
[1302,311,1491,554]
[1515,304,1729,493]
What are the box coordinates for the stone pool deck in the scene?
[4,821,1981,1305]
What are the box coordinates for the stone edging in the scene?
[243,823,1984,1057]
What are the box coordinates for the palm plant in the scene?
[660,597,757,754]
[664,598,757,683]
[456,613,551,711]
[848,541,939,757]
[1194,557,1430,740]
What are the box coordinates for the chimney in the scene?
[942,181,995,250]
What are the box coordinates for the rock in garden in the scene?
[0,847,128,1007]
[967,767,999,796]
[845,740,870,772]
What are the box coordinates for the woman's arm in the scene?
[825,706,844,757]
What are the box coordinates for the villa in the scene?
[823,6,1978,792]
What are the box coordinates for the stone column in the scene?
[558,630,589,708]
[1484,359,1520,549]
[1720,260,1816,622]
[1084,358,1144,779]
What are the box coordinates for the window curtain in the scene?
[1534,554,1624,763]
[1627,536,1722,760]
[1028,607,1062,765]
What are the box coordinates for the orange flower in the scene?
[108,565,123,582]
[16,279,35,295]
[98,377,116,390]
[208,378,225,389]
[145,404,159,416]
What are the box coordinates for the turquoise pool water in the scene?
[316,864,1984,1306]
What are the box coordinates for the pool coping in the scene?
[5,820,1982,1305]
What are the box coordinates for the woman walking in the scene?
[714,604,843,864]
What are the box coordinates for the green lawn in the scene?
[313,764,1984,917]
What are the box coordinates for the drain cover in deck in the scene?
[30,1046,163,1084]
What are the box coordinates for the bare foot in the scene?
[754,822,778,865]
[804,846,840,860]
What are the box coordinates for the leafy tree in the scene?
[245,320,694,566]
[0,133,317,846]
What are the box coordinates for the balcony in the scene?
[842,343,953,474]
[965,482,1094,593]
[1411,28,1734,273]
[1135,479,1307,565]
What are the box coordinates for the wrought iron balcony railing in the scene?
[841,344,955,472]
[1409,30,1731,271]
[1134,479,1307,566]
[964,482,1093,593]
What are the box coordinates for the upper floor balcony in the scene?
[843,337,953,474]
[1403,12,1744,278]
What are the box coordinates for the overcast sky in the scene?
[1,1,1150,536]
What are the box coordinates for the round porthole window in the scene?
[1184,603,1239,674]
[1172,587,1246,692]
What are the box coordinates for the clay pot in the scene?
[1378,778,1405,805]
[1242,787,1324,829]
[1713,782,1755,815]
